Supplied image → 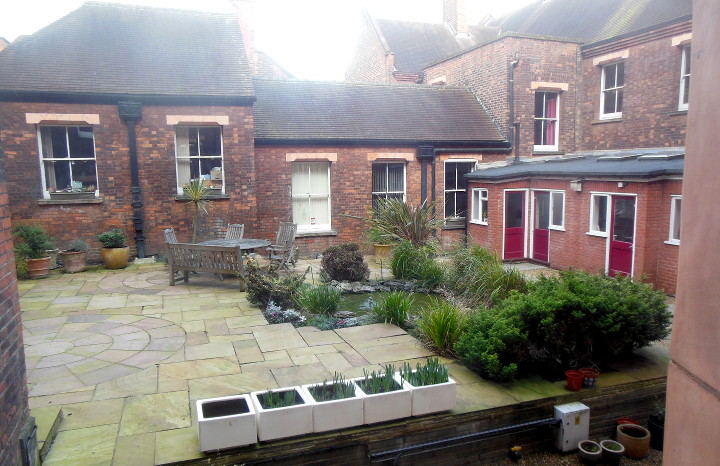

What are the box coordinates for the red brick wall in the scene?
[579,22,691,150]
[0,101,256,259]
[0,163,29,466]
[426,36,581,159]
[467,178,680,294]
[345,13,394,84]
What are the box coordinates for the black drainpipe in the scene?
[118,101,146,258]
[417,145,435,205]
[509,53,520,163]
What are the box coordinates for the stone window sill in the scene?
[38,197,103,205]
[669,110,687,116]
[296,230,337,238]
[591,118,623,125]
[174,193,230,201]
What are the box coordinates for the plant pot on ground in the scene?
[565,370,583,391]
[250,387,313,441]
[353,364,411,425]
[196,394,256,451]
[577,440,602,464]
[13,225,55,279]
[600,439,625,465]
[616,423,651,459]
[648,400,665,451]
[579,367,600,388]
[302,372,363,433]
[59,239,89,273]
[399,357,457,416]
[97,228,130,269]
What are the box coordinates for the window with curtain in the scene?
[292,162,331,232]
[175,126,224,193]
[534,92,559,151]
[600,62,624,119]
[372,163,405,208]
[471,188,488,225]
[444,161,475,221]
[678,45,691,111]
[39,126,98,196]
[589,194,609,235]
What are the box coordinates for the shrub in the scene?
[13,225,54,259]
[500,270,671,375]
[320,243,369,282]
[455,308,527,381]
[295,284,342,316]
[246,261,304,310]
[97,228,126,248]
[446,246,528,307]
[368,198,442,247]
[263,302,306,327]
[371,290,414,327]
[416,298,468,354]
[15,255,28,279]
[390,241,444,287]
[64,239,89,253]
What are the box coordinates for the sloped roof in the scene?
[492,0,692,45]
[0,2,254,100]
[375,19,499,74]
[253,79,507,145]
[467,148,684,180]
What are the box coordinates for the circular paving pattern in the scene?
[23,315,185,397]
[96,269,243,295]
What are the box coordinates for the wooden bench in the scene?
[166,242,245,288]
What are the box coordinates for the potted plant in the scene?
[196,394,256,451]
[48,183,96,200]
[353,364,411,425]
[577,440,602,464]
[600,439,625,465]
[13,225,54,278]
[367,225,394,264]
[249,386,313,441]
[97,228,129,269]
[302,372,363,433]
[648,400,665,451]
[399,357,457,416]
[616,423,651,459]
[565,370,583,391]
[579,367,600,388]
[58,239,89,273]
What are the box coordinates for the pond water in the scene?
[339,292,438,316]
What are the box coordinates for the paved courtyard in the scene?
[20,260,670,465]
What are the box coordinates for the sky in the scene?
[0,0,535,81]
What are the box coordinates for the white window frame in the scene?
[444,159,476,221]
[599,62,624,120]
[533,91,560,152]
[174,126,225,195]
[470,188,489,225]
[678,45,691,111]
[549,191,565,230]
[588,193,611,236]
[37,125,99,199]
[292,161,331,233]
[667,195,682,245]
[371,162,406,205]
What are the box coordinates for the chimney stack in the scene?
[443,0,468,35]
[230,0,257,75]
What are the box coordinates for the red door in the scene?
[504,191,526,259]
[533,192,550,262]
[608,196,635,276]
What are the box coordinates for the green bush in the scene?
[500,270,671,375]
[246,260,304,310]
[416,298,468,354]
[97,228,126,248]
[446,246,528,307]
[371,290,414,327]
[295,284,342,316]
[13,225,54,259]
[455,308,527,381]
[390,241,444,287]
[320,243,370,282]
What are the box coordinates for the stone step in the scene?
[30,405,64,462]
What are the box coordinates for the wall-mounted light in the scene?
[618,181,626,188]
[570,180,583,192]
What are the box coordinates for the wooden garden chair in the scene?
[267,222,297,271]
[225,224,245,240]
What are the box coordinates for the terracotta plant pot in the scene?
[26,256,51,279]
[100,246,130,269]
[616,423,651,459]
[600,439,625,465]
[565,370,583,391]
[579,367,600,388]
[59,250,87,273]
[648,414,664,451]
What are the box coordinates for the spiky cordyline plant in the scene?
[182,180,214,242]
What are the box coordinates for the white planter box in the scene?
[250,386,313,442]
[196,394,256,451]
[302,381,364,433]
[401,375,457,416]
[352,375,412,425]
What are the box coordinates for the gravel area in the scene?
[496,447,663,465]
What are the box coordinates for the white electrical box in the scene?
[554,402,590,452]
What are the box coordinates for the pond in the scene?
[339,292,439,317]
